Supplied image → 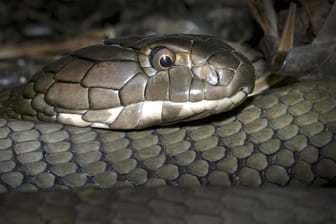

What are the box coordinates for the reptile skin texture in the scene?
[0,35,335,224]
[0,80,335,191]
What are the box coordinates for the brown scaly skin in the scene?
[0,35,335,223]
[0,79,335,191]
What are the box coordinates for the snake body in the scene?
[0,33,335,190]
[0,78,334,191]
[0,35,335,223]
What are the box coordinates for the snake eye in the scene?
[150,47,175,71]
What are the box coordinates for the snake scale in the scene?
[0,34,335,223]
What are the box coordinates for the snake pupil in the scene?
[160,55,173,67]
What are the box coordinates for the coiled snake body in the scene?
[0,34,335,223]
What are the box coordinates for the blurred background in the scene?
[0,0,256,44]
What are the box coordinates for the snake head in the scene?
[131,34,255,127]
[12,34,254,129]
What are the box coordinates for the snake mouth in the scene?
[154,87,249,127]
[239,86,253,96]
[56,87,249,130]
[229,88,249,105]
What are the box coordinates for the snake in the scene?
[0,34,335,223]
